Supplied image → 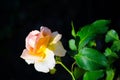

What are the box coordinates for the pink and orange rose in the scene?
[20,26,66,73]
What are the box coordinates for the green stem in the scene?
[56,61,76,80]
[71,61,76,72]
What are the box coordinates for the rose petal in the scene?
[26,30,39,50]
[50,31,62,44]
[39,26,51,37]
[25,59,34,64]
[34,49,55,73]
[49,41,66,57]
[44,49,55,69]
[20,49,39,64]
[34,63,49,73]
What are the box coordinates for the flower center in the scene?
[29,35,51,61]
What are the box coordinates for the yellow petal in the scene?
[50,32,62,45]
[48,41,66,57]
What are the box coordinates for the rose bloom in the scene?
[20,26,66,73]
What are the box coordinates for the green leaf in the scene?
[105,29,119,43]
[106,69,115,80]
[83,70,104,80]
[77,25,96,49]
[73,67,85,80]
[69,39,77,50]
[104,48,118,64]
[71,21,76,37]
[91,19,110,34]
[87,40,96,47]
[104,48,118,58]
[111,40,120,52]
[74,48,108,71]
[77,19,110,49]
[75,36,80,48]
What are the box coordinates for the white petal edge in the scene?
[34,48,55,73]
[34,63,49,73]
[25,59,34,64]
[50,31,62,44]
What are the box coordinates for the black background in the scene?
[1,0,120,80]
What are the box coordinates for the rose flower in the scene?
[20,26,66,73]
